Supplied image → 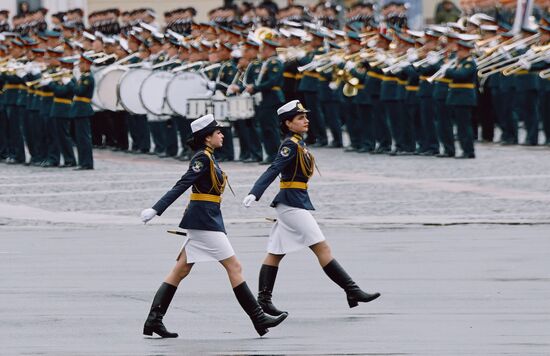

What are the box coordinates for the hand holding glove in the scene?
[140,208,157,224]
[518,58,531,70]
[427,51,440,65]
[296,49,306,60]
[61,77,72,85]
[331,54,344,65]
[344,60,356,71]
[16,70,27,78]
[242,194,256,208]
[39,78,52,86]
[207,81,216,91]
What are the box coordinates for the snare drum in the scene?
[227,96,255,121]
[186,98,212,119]
[212,98,228,121]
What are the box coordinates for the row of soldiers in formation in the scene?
[1,8,550,167]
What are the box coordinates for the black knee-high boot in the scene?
[258,264,287,316]
[143,282,179,338]
[323,259,380,308]
[233,281,288,336]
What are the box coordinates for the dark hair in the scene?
[186,129,218,151]
[279,117,291,135]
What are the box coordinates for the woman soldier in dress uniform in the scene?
[242,100,380,316]
[140,114,287,338]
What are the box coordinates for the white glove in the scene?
[545,52,550,63]
[375,53,386,62]
[242,194,256,208]
[141,61,153,69]
[331,54,344,65]
[367,39,377,48]
[73,67,81,81]
[31,66,42,76]
[39,78,52,86]
[344,60,356,71]
[407,52,418,63]
[296,49,306,60]
[427,51,440,65]
[518,58,531,70]
[397,60,411,69]
[231,48,242,59]
[207,81,216,90]
[328,81,339,90]
[140,208,157,223]
[16,70,27,78]
[24,62,33,72]
[384,57,396,66]
[61,77,71,85]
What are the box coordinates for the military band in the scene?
[1,2,550,169]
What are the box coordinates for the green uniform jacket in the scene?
[70,71,95,118]
[417,61,440,97]
[350,65,371,105]
[445,56,477,107]
[365,64,384,99]
[253,56,284,106]
[297,50,323,92]
[216,59,238,91]
[3,74,25,105]
[50,79,75,118]
[402,65,420,105]
[240,60,261,90]
[513,47,547,91]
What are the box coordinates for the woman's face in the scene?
[286,114,309,134]
[206,129,224,149]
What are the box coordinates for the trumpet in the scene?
[25,69,72,87]
[413,49,445,68]
[426,58,457,83]
[297,49,345,72]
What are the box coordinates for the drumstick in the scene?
[167,230,188,236]
[265,218,277,223]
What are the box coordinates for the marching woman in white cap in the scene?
[242,100,380,316]
[140,114,287,338]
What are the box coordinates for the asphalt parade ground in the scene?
[1,141,550,355]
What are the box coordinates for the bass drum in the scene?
[118,68,151,115]
[165,72,209,116]
[91,65,107,111]
[97,66,127,112]
[140,71,175,116]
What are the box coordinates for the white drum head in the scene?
[140,71,175,116]
[166,72,209,117]
[97,67,126,112]
[91,66,107,110]
[118,68,151,115]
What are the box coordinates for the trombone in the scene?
[502,45,550,76]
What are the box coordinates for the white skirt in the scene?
[267,204,326,255]
[176,229,235,263]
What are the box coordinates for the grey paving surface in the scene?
[1,142,550,355]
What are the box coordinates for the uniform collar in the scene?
[291,133,303,141]
[205,146,214,154]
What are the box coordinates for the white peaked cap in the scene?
[191,114,218,134]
